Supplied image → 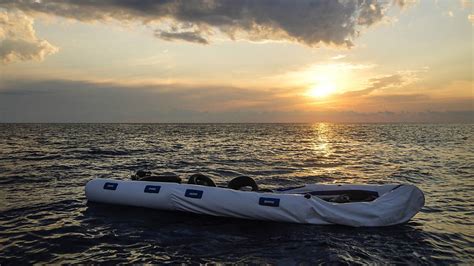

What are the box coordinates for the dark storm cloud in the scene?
[0,0,398,47]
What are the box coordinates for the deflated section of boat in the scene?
[85,179,424,227]
[307,185,425,226]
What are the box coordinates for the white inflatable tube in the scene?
[85,179,424,227]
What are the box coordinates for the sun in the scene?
[306,80,337,98]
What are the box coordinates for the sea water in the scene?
[0,123,472,263]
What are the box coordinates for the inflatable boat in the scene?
[85,172,425,227]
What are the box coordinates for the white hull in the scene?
[85,179,424,227]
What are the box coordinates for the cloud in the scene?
[392,0,418,9]
[340,74,403,97]
[0,78,286,113]
[0,0,402,47]
[365,74,403,91]
[331,54,347,60]
[367,93,429,102]
[460,0,472,9]
[0,78,472,123]
[339,67,426,98]
[0,10,58,64]
[156,30,209,44]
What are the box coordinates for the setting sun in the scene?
[306,80,337,98]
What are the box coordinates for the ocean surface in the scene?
[0,123,472,264]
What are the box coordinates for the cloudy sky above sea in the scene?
[0,0,472,122]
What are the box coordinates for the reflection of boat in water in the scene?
[85,172,424,227]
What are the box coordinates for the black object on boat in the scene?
[132,171,182,183]
[228,176,259,191]
[188,173,216,187]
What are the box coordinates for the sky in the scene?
[0,0,472,123]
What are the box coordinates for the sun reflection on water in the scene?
[311,123,331,154]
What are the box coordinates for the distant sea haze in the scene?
[0,123,472,263]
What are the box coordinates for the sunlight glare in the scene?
[306,80,337,98]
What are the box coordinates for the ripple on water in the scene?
[0,123,473,264]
